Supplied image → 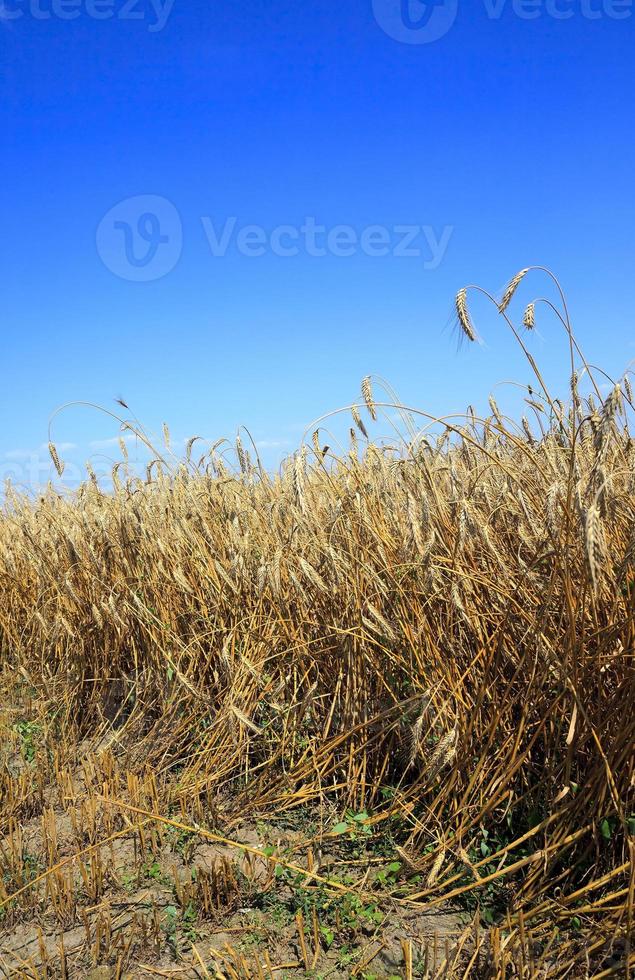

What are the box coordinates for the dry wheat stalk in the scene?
[455,287,476,342]
[48,442,65,477]
[584,500,603,595]
[523,302,536,329]
[361,376,377,421]
[499,267,530,313]
[426,849,446,887]
[351,405,369,439]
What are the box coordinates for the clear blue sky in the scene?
[2,0,634,487]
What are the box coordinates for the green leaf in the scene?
[320,926,334,948]
[600,819,611,840]
[352,810,369,823]
[164,904,178,933]
[333,822,349,835]
[387,861,401,874]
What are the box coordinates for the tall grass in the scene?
[0,269,633,976]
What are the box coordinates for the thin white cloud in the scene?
[4,442,77,460]
[255,439,291,449]
[43,442,77,453]
[89,434,138,450]
[4,449,32,460]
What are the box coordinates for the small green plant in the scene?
[171,826,197,861]
[319,924,335,949]
[336,946,356,968]
[181,901,199,944]
[142,860,171,886]
[600,817,616,841]
[120,870,137,892]
[163,904,179,955]
[456,824,536,925]
[13,721,41,763]
[336,893,384,931]
[374,860,401,885]
[332,810,373,839]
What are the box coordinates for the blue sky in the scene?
[1,0,634,487]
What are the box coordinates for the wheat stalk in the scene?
[584,500,603,595]
[455,287,476,342]
[48,442,65,477]
[523,302,536,329]
[361,376,377,421]
[499,267,530,313]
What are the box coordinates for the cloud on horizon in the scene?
[4,442,78,460]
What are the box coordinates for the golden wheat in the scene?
[0,269,633,977]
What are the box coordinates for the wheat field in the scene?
[0,269,633,978]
